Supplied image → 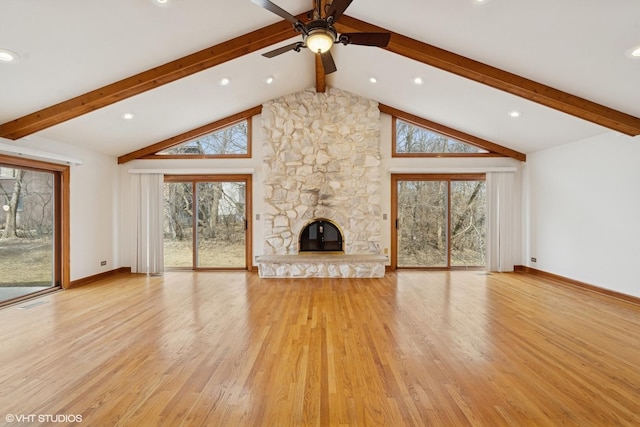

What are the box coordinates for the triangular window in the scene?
[395,119,487,155]
[158,120,248,156]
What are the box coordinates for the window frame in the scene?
[392,116,499,158]
[163,174,253,271]
[393,117,493,157]
[379,104,526,161]
[0,154,70,289]
[118,106,260,164]
[151,118,252,160]
[391,173,486,270]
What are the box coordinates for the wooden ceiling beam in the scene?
[335,16,640,136]
[314,0,329,93]
[315,55,327,93]
[0,14,308,140]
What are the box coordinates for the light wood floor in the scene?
[1,271,639,426]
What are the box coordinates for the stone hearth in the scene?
[256,254,387,278]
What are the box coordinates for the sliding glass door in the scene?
[396,180,448,267]
[450,180,487,267]
[163,175,251,270]
[392,174,486,269]
[0,164,59,303]
[163,181,193,268]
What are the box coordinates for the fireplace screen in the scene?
[299,220,343,252]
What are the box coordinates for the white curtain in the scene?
[131,173,164,275]
[486,171,517,272]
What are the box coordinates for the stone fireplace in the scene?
[256,87,386,277]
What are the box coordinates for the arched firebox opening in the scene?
[299,219,343,253]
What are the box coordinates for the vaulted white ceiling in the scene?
[1,0,639,157]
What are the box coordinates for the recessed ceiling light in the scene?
[265,75,274,84]
[0,49,20,63]
[122,113,135,120]
[472,0,490,4]
[369,76,377,84]
[219,77,231,86]
[508,110,522,118]
[151,0,169,6]
[413,77,424,85]
[627,45,640,58]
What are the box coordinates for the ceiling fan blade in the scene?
[262,42,304,58]
[320,51,337,74]
[251,0,302,26]
[326,0,353,22]
[340,32,391,47]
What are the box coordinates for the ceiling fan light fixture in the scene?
[253,0,390,74]
[306,28,336,54]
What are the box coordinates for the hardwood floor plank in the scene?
[1,271,640,426]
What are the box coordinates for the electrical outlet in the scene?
[384,248,388,254]
[531,257,537,263]
[100,260,107,266]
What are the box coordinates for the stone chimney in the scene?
[261,87,382,255]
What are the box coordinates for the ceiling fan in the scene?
[251,0,391,74]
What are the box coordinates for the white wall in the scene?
[17,136,120,281]
[525,132,640,297]
[118,111,523,269]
